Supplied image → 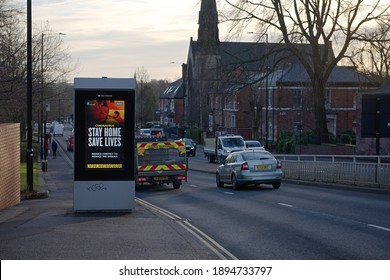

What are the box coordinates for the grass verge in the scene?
[20,162,40,193]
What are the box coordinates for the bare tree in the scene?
[0,1,27,133]
[221,0,390,141]
[1,1,74,137]
[348,22,390,85]
[134,67,170,126]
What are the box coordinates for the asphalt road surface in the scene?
[137,157,390,260]
[51,132,390,259]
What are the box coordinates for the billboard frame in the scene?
[73,77,136,212]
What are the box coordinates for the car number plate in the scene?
[255,164,271,170]
[155,176,168,180]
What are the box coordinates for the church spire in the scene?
[198,0,219,52]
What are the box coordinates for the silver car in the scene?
[216,150,282,190]
[245,140,265,151]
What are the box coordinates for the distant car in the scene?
[67,135,74,151]
[179,138,196,156]
[245,140,265,151]
[139,128,151,136]
[216,150,282,190]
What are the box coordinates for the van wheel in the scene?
[272,182,281,189]
[173,181,181,189]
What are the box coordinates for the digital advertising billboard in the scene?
[73,77,135,211]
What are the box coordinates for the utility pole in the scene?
[26,0,33,193]
[265,34,269,150]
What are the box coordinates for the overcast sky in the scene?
[12,0,204,82]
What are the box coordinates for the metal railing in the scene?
[275,154,390,189]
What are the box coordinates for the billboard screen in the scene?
[85,99,125,170]
[74,90,135,181]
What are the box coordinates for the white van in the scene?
[53,123,64,136]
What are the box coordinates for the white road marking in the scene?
[224,192,235,195]
[136,198,238,260]
[189,184,198,188]
[367,224,390,232]
[278,203,293,207]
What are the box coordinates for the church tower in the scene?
[198,0,220,54]
[186,0,221,132]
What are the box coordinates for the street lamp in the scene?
[27,0,33,193]
[265,34,269,150]
[40,32,65,171]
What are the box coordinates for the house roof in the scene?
[186,40,376,95]
[371,83,390,94]
[190,40,333,73]
[276,63,373,86]
[160,78,183,99]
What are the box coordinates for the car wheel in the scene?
[216,173,224,188]
[272,182,281,189]
[232,174,240,190]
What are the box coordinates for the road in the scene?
[57,133,390,259]
[136,157,390,260]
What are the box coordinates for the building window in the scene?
[327,115,337,136]
[223,95,238,111]
[325,88,331,109]
[209,114,213,132]
[230,114,236,128]
[293,89,302,109]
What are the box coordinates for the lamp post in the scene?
[27,0,33,192]
[40,32,65,171]
[265,34,269,150]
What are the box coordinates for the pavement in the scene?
[0,146,219,260]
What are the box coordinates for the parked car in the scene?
[67,134,74,151]
[179,138,196,156]
[139,128,151,136]
[216,150,282,190]
[245,140,265,151]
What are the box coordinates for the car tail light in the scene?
[174,176,186,180]
[277,161,282,169]
[241,162,249,170]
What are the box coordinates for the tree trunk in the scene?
[312,78,330,143]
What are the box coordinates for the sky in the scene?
[12,0,204,82]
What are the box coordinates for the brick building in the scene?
[162,0,379,148]
[209,60,377,143]
[159,78,184,128]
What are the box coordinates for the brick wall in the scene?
[0,123,20,210]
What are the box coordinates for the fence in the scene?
[275,154,390,189]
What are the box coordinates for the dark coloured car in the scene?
[179,138,196,156]
[216,150,282,190]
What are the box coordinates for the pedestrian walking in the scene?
[51,140,58,158]
[44,140,49,159]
